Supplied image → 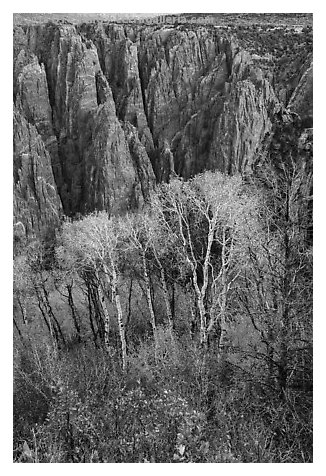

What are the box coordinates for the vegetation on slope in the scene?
[13,116,313,463]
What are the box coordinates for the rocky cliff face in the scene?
[288,55,313,127]
[13,22,313,236]
[13,107,62,239]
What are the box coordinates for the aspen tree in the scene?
[58,213,128,370]
[151,172,257,352]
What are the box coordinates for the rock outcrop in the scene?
[82,94,155,215]
[13,23,155,229]
[13,108,62,239]
[13,22,312,236]
[288,57,313,127]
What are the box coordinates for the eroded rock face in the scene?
[14,51,62,188]
[13,108,62,239]
[207,78,278,175]
[288,58,313,127]
[78,24,280,179]
[13,23,156,228]
[13,22,312,236]
[82,97,155,215]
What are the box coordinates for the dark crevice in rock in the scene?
[137,52,149,130]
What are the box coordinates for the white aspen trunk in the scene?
[39,288,55,343]
[107,259,127,371]
[175,201,215,348]
[142,251,158,361]
[168,149,175,176]
[185,256,207,346]
[198,221,216,348]
[200,220,216,300]
[181,213,208,347]
[197,292,208,347]
[97,274,111,351]
[217,228,228,355]
[114,289,127,371]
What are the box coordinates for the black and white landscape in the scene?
[13,13,313,463]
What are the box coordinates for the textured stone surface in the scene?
[13,108,62,238]
[14,52,62,186]
[288,59,313,126]
[82,95,154,215]
[13,22,313,236]
[14,23,156,227]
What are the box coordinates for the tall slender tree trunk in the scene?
[177,208,208,346]
[160,267,174,338]
[279,186,291,394]
[187,258,207,347]
[34,285,56,342]
[66,283,81,342]
[17,297,28,325]
[106,260,127,371]
[206,228,229,357]
[171,283,175,320]
[217,233,228,356]
[97,275,111,352]
[14,317,23,339]
[41,284,66,345]
[89,285,104,339]
[198,295,208,348]
[142,251,158,360]
[126,278,133,328]
[85,282,99,346]
[187,267,207,347]
[196,222,216,348]
[189,291,199,340]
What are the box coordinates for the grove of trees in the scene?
[13,117,312,463]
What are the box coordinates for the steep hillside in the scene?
[13,20,312,236]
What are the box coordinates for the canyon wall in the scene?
[13,22,312,237]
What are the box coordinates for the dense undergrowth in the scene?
[14,332,312,463]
